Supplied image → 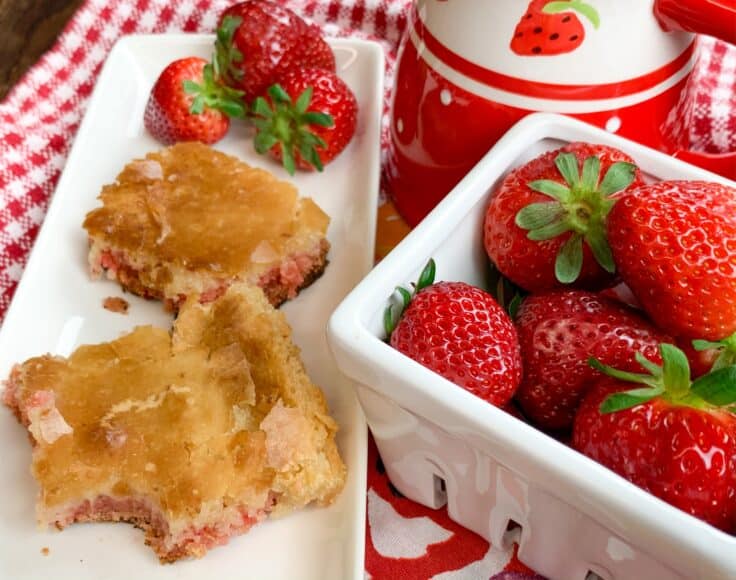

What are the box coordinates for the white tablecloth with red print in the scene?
[1,1,734,578]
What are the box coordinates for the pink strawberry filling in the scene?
[98,250,121,276]
[257,252,317,300]
[91,242,323,308]
[50,492,276,561]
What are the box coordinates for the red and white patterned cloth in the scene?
[0,1,734,578]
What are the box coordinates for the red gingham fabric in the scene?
[0,1,734,578]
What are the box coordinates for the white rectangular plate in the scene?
[0,34,382,580]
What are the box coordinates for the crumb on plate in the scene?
[103,296,129,314]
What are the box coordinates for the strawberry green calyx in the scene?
[590,343,736,414]
[515,152,637,284]
[252,84,334,175]
[182,62,246,118]
[214,15,244,87]
[542,1,600,29]
[383,258,436,338]
[693,332,736,371]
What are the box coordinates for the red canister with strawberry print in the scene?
[386,0,736,226]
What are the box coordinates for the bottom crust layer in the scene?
[90,238,330,311]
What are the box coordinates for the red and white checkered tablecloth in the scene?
[0,1,734,578]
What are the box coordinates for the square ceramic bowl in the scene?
[327,113,736,580]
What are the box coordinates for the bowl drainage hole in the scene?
[585,570,609,580]
[433,474,447,507]
[503,519,523,547]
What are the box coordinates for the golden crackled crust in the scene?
[4,285,346,561]
[82,142,330,306]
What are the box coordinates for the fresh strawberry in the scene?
[515,290,670,430]
[686,333,736,378]
[384,260,522,407]
[573,344,736,532]
[144,57,245,145]
[677,336,722,378]
[215,1,335,102]
[483,143,643,292]
[607,180,736,341]
[251,69,357,174]
[511,0,600,56]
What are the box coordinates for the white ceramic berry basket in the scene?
[327,113,736,580]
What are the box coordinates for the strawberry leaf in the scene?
[252,83,336,173]
[299,140,324,171]
[416,259,436,291]
[584,227,615,273]
[252,97,273,118]
[593,344,736,413]
[660,343,691,398]
[693,339,725,351]
[580,155,601,190]
[295,87,313,114]
[589,357,660,388]
[507,293,523,319]
[518,151,638,285]
[281,146,296,176]
[183,80,200,94]
[600,387,663,414]
[554,152,581,188]
[182,62,246,118]
[527,219,570,241]
[190,94,205,115]
[691,366,736,405]
[598,162,638,196]
[217,15,242,46]
[383,259,437,340]
[216,99,246,118]
[254,131,278,154]
[268,84,292,104]
[528,180,572,202]
[543,1,601,29]
[215,15,244,84]
[515,202,564,230]
[634,352,663,378]
[302,112,334,127]
[555,234,583,284]
[396,287,412,308]
[490,268,526,317]
[383,304,398,337]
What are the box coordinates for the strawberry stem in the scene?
[252,84,333,175]
[182,63,246,118]
[384,259,436,338]
[215,15,244,87]
[593,343,736,414]
[516,152,637,284]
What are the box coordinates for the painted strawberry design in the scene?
[215,0,335,102]
[573,344,736,532]
[511,0,600,56]
[384,260,522,407]
[251,68,358,174]
[483,142,642,293]
[515,290,671,431]
[607,180,736,341]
